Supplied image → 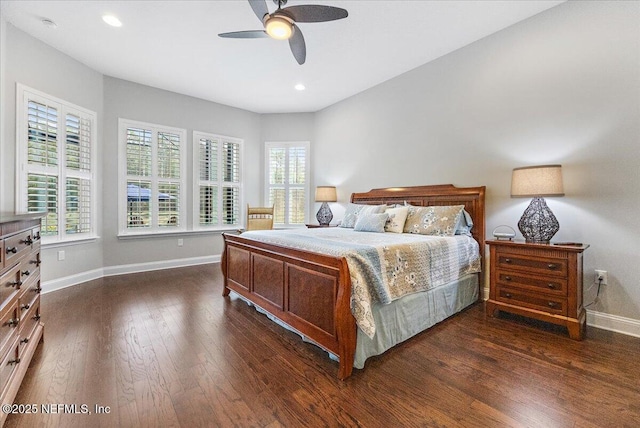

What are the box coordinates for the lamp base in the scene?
[316,202,333,226]
[517,197,559,243]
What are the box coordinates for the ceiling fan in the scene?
[218,0,349,65]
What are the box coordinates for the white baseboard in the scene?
[41,255,221,294]
[586,309,640,338]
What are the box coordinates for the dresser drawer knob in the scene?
[8,358,20,366]
[6,318,19,327]
[20,338,29,344]
[505,293,512,298]
[548,283,556,289]
[8,280,22,288]
[504,258,511,263]
[35,287,42,294]
[548,302,557,308]
[33,315,41,321]
[20,237,33,245]
[6,247,17,254]
[22,270,31,276]
[20,304,30,311]
[548,264,557,270]
[504,276,512,281]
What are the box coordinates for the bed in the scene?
[221,184,486,379]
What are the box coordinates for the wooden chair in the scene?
[244,205,274,232]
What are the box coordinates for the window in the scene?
[16,84,97,243]
[119,119,186,234]
[265,141,310,227]
[193,131,243,230]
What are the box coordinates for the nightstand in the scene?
[305,224,337,228]
[486,240,589,339]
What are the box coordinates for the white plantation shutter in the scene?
[265,142,310,227]
[194,132,243,229]
[120,119,186,234]
[17,85,97,242]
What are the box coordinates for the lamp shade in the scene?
[315,186,337,202]
[511,165,564,197]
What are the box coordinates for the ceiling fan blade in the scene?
[218,30,269,39]
[289,24,306,65]
[281,5,348,23]
[248,0,269,22]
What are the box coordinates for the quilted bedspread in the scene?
[241,228,481,338]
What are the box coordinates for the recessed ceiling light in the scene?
[295,84,306,91]
[41,18,57,29]
[102,15,122,27]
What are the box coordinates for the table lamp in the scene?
[315,186,337,226]
[511,165,564,243]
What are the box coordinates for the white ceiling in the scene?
[1,0,565,114]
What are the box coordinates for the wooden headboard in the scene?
[351,184,486,285]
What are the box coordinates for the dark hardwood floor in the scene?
[5,264,640,427]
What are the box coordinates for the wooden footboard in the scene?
[221,233,357,379]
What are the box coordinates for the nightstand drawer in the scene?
[495,270,567,296]
[496,252,567,278]
[496,286,566,316]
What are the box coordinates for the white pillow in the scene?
[384,206,409,233]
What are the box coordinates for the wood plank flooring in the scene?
[5,264,640,427]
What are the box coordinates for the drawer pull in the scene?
[21,304,30,310]
[8,280,23,288]
[36,260,42,267]
[34,232,41,241]
[6,318,19,327]
[20,237,33,245]
[6,247,17,254]
[548,283,556,289]
[20,338,29,344]
[33,315,41,321]
[8,358,20,366]
[548,302,557,308]
[22,270,31,276]
[548,264,557,270]
[504,258,512,263]
[35,287,42,294]
[504,276,512,281]
[505,293,512,298]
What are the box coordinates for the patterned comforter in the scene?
[241,228,481,338]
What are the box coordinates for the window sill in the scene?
[117,228,239,240]
[42,236,99,249]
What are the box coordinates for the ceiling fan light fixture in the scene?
[265,16,292,40]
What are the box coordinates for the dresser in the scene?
[486,240,589,339]
[0,214,44,424]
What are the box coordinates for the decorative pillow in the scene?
[384,206,409,233]
[403,205,465,236]
[340,204,387,228]
[354,213,389,233]
[455,210,474,235]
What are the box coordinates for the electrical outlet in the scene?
[58,250,65,261]
[595,269,608,285]
[178,238,183,247]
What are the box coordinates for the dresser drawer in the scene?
[496,286,566,316]
[0,296,19,354]
[496,252,567,278]
[0,338,20,394]
[495,270,567,296]
[19,251,40,291]
[0,264,22,306]
[3,229,34,267]
[18,297,40,357]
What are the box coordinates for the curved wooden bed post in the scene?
[221,184,485,379]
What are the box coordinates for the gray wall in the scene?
[1,23,105,281]
[102,77,262,268]
[315,1,640,321]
